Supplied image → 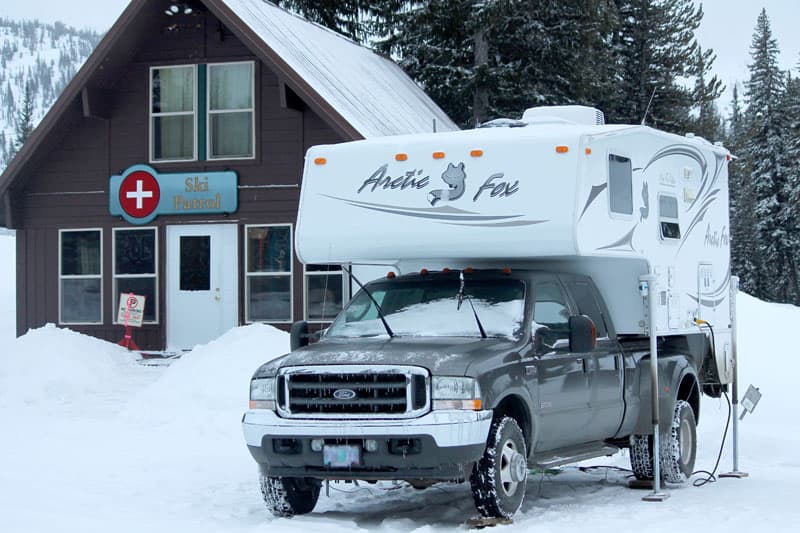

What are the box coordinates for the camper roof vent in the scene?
[521,105,605,126]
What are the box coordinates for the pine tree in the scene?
[13,81,34,154]
[742,9,795,302]
[610,0,712,132]
[781,66,800,304]
[274,0,369,42]
[726,84,760,295]
[690,46,724,140]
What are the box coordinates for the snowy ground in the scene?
[0,229,797,531]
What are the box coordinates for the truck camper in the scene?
[243,105,734,519]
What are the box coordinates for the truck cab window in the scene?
[533,280,570,346]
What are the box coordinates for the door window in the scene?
[179,236,210,291]
[533,280,570,347]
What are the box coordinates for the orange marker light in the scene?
[464,267,474,274]
[395,153,408,161]
[470,149,484,158]
[585,147,592,155]
[433,151,445,159]
[420,268,429,276]
[555,146,569,154]
[314,157,327,165]
[502,267,512,275]
[386,271,396,279]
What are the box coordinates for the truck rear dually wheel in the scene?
[629,399,697,483]
[470,416,528,518]
[259,474,320,517]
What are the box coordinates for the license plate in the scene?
[323,444,361,467]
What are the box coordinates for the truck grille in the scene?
[277,365,429,419]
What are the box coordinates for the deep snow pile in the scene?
[0,292,798,532]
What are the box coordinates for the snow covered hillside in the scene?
[0,19,100,167]
[0,241,797,531]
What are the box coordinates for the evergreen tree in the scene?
[781,66,800,303]
[274,1,369,42]
[690,46,724,140]
[610,0,714,132]
[726,84,760,295]
[742,9,795,302]
[13,81,34,154]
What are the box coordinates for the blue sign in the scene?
[109,164,238,225]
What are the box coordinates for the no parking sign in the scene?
[117,293,146,328]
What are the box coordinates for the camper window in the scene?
[608,154,633,215]
[658,194,681,240]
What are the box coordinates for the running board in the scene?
[533,442,621,468]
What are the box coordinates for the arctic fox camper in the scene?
[242,106,733,519]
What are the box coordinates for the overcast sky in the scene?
[3,0,799,113]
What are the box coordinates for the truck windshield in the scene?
[326,278,526,339]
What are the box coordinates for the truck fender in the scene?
[488,389,537,458]
[632,353,697,436]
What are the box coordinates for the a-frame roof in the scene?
[0,0,458,227]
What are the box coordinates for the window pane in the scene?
[609,154,633,215]
[306,273,343,321]
[248,276,291,321]
[247,226,291,273]
[152,115,194,160]
[307,264,342,273]
[209,63,253,110]
[566,280,607,338]
[210,112,253,158]
[152,66,194,113]
[115,230,155,275]
[62,278,101,323]
[116,278,156,322]
[659,195,679,219]
[61,231,100,276]
[180,236,210,291]
[534,280,570,345]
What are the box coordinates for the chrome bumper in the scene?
[242,409,493,448]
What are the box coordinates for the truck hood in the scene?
[254,336,521,378]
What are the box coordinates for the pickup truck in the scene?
[242,267,706,518]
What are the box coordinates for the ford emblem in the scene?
[333,388,357,400]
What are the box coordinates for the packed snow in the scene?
[0,230,798,531]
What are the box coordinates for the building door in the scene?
[166,224,238,351]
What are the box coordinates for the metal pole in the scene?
[721,275,748,478]
[641,273,669,501]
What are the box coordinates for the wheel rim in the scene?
[498,439,522,497]
[679,417,693,465]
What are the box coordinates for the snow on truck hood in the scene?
[255,336,521,378]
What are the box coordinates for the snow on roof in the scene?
[226,0,458,138]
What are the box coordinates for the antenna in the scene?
[641,86,657,126]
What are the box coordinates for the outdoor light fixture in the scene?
[164,3,194,16]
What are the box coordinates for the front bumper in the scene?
[242,409,493,480]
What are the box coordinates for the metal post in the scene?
[640,273,669,501]
[721,275,748,478]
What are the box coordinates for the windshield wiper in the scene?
[343,265,394,338]
[457,271,487,339]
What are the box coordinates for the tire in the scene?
[470,416,528,518]
[661,400,697,483]
[259,474,321,517]
[629,399,697,484]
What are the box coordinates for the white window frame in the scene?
[207,61,256,161]
[658,193,681,242]
[607,151,634,219]
[59,228,103,325]
[149,64,198,163]
[244,224,293,324]
[112,227,159,325]
[303,264,350,323]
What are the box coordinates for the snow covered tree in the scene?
[742,9,795,302]
[781,67,800,303]
[690,46,724,141]
[609,0,714,133]
[274,0,370,42]
[13,81,34,154]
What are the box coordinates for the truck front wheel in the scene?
[259,474,320,517]
[470,416,528,518]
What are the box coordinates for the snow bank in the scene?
[0,323,138,409]
[123,323,288,430]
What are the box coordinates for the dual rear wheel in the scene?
[630,399,697,483]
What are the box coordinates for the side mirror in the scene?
[569,315,597,353]
[290,320,310,351]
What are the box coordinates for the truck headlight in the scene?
[249,377,277,410]
[432,376,482,410]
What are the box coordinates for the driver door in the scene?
[531,276,592,451]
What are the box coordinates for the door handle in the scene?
[214,288,221,301]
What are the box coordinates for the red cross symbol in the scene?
[119,170,160,219]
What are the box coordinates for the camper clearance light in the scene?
[314,157,326,165]
[556,145,569,153]
[470,149,484,158]
[433,151,445,159]
[395,153,408,161]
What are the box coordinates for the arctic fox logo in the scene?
[428,162,466,206]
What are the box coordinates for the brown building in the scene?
[0,0,456,351]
